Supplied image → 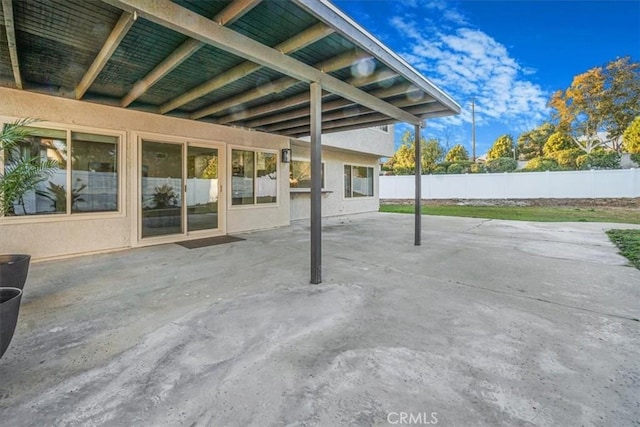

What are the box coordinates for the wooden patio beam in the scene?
[260,98,435,133]
[120,0,261,107]
[214,71,398,125]
[279,103,448,136]
[2,0,22,89]
[190,49,370,120]
[76,11,136,99]
[160,22,335,114]
[101,0,421,125]
[243,82,425,128]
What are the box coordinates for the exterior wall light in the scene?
[281,148,291,163]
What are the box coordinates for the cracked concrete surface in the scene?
[0,213,639,426]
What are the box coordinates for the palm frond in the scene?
[1,118,36,150]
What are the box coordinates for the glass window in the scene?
[4,127,67,216]
[231,149,277,205]
[2,125,120,217]
[290,160,324,189]
[232,149,254,205]
[345,164,374,198]
[71,132,118,213]
[344,165,352,198]
[256,152,277,204]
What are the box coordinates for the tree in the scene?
[388,130,444,174]
[517,122,555,160]
[549,66,606,153]
[549,57,640,152]
[445,144,469,162]
[487,134,514,160]
[543,132,574,156]
[623,116,640,154]
[601,57,640,150]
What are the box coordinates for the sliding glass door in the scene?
[187,146,219,232]
[140,140,223,240]
[141,141,183,238]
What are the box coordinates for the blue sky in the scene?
[333,0,640,156]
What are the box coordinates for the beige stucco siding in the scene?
[0,87,290,260]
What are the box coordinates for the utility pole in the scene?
[471,98,476,162]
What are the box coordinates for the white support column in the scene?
[310,82,322,284]
[414,123,422,246]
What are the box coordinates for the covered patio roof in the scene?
[0,0,460,137]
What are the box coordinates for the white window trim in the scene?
[343,163,376,200]
[131,131,227,247]
[228,145,280,209]
[0,120,126,224]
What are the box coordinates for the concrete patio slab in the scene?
[1,213,639,426]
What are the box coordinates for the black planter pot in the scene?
[0,287,23,359]
[0,254,31,290]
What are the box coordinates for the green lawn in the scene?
[607,230,640,269]
[379,204,640,225]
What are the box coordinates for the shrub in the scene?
[549,148,583,170]
[543,132,574,155]
[623,116,640,154]
[522,157,562,172]
[469,163,487,173]
[485,157,517,173]
[432,165,447,174]
[576,151,621,170]
[631,153,640,165]
[447,163,465,174]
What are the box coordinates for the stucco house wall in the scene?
[0,88,394,260]
[0,87,289,260]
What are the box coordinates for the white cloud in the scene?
[390,11,549,139]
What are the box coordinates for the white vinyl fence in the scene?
[380,169,640,199]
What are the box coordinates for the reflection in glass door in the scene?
[141,141,183,238]
[187,146,219,232]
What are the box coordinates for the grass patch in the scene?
[379,204,640,224]
[607,230,640,269]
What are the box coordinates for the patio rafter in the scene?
[243,82,428,129]
[75,11,136,100]
[280,103,448,136]
[191,49,371,120]
[214,72,399,125]
[100,0,422,125]
[2,0,22,89]
[120,0,262,108]
[160,22,335,115]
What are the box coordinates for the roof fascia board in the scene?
[100,0,421,125]
[292,0,461,114]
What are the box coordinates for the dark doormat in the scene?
[176,235,245,249]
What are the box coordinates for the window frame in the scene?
[343,163,375,199]
[289,157,325,192]
[0,121,125,222]
[229,146,279,208]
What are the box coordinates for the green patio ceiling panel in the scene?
[0,0,460,134]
